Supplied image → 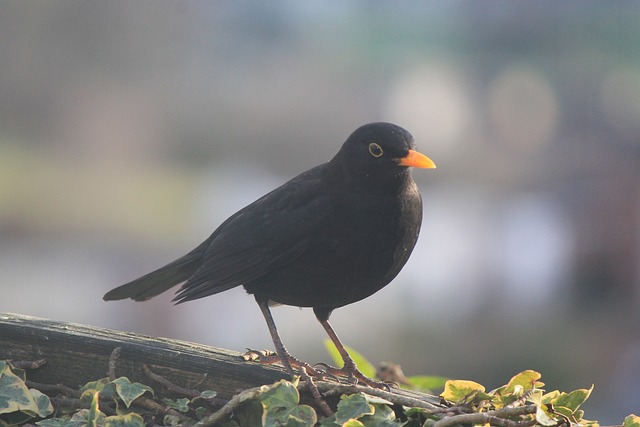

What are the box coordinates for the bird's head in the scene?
[332,122,436,183]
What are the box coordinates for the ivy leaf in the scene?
[6,364,26,382]
[0,360,53,424]
[358,403,397,426]
[163,397,190,412]
[334,394,374,424]
[536,405,559,426]
[503,370,544,394]
[111,377,153,408]
[0,362,35,414]
[260,380,300,410]
[89,390,102,426]
[194,405,207,420]
[69,409,102,426]
[552,386,593,412]
[199,390,217,399]
[69,392,105,427]
[259,380,316,427]
[406,375,448,392]
[29,388,54,418]
[341,420,365,427]
[541,390,560,404]
[80,378,111,393]
[80,378,116,402]
[36,418,82,427]
[318,414,338,427]
[440,379,485,403]
[104,412,145,427]
[263,404,317,427]
[624,414,640,427]
[323,341,377,379]
[163,414,183,426]
[544,386,593,423]
[234,398,263,427]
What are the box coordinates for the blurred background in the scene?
[1,1,639,422]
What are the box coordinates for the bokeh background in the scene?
[1,1,639,422]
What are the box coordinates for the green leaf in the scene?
[162,397,190,412]
[334,394,375,424]
[163,414,183,426]
[37,418,84,427]
[541,390,560,404]
[0,361,52,424]
[69,410,94,426]
[406,376,448,392]
[80,378,116,401]
[358,403,397,426]
[260,380,300,410]
[111,377,153,408]
[104,412,145,427]
[552,386,593,412]
[536,405,559,426]
[324,342,342,367]
[199,390,217,399]
[1,411,34,426]
[29,388,54,418]
[89,390,102,427]
[440,379,485,403]
[259,380,316,427]
[341,420,365,427]
[542,386,594,424]
[318,414,338,426]
[80,378,111,393]
[323,341,377,379]
[0,362,34,414]
[8,367,26,383]
[371,403,394,420]
[195,405,207,420]
[503,370,544,394]
[235,398,263,427]
[263,404,317,427]
[70,407,106,427]
[624,414,640,427]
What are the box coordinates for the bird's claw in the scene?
[243,349,325,378]
[312,363,342,382]
[242,348,279,362]
[310,361,392,390]
[242,350,333,416]
[243,351,392,390]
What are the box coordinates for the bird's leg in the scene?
[255,296,295,375]
[314,307,390,389]
[254,297,333,416]
[254,297,322,378]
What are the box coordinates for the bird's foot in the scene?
[243,349,334,416]
[314,361,392,390]
[243,349,325,378]
[242,348,280,364]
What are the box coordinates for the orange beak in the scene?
[399,149,436,169]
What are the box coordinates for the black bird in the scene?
[104,122,435,386]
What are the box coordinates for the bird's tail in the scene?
[103,243,206,302]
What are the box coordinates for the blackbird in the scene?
[103,122,435,386]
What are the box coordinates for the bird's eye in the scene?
[368,142,383,158]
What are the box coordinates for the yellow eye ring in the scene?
[368,142,383,158]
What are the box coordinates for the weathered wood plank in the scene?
[0,312,443,415]
[0,312,288,399]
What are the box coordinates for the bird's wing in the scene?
[173,166,329,303]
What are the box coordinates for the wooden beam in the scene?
[0,312,288,399]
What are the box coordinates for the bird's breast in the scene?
[247,179,422,309]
